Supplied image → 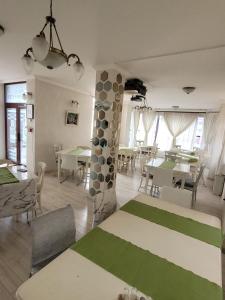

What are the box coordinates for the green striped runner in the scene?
[159,160,176,169]
[71,227,222,300]
[0,167,19,185]
[69,148,84,155]
[121,200,222,248]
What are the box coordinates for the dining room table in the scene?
[0,165,32,184]
[16,193,223,300]
[56,147,91,181]
[145,157,191,193]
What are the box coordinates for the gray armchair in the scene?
[31,205,76,275]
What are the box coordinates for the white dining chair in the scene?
[0,179,37,222]
[150,168,173,197]
[60,154,82,184]
[160,186,192,208]
[53,144,63,166]
[138,156,152,192]
[36,162,47,212]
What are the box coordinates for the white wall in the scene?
[0,84,5,159]
[34,79,94,171]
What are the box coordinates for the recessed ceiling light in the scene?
[0,25,5,37]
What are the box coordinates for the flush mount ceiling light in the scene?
[182,86,196,94]
[22,0,84,79]
[0,25,5,36]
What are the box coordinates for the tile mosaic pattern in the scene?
[90,70,124,200]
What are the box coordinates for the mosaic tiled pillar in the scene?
[89,69,124,224]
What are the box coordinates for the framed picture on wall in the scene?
[65,111,79,125]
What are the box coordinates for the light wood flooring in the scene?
[0,169,224,299]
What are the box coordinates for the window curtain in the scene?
[142,110,156,145]
[133,110,141,146]
[207,105,225,177]
[164,112,197,148]
[201,113,217,151]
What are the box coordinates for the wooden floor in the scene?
[0,169,224,299]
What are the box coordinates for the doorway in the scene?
[4,82,27,165]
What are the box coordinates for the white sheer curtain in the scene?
[164,112,197,147]
[142,110,156,145]
[207,105,225,177]
[133,110,141,146]
[201,113,217,151]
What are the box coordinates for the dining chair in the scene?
[160,186,192,208]
[53,144,63,166]
[36,162,47,212]
[60,154,82,183]
[165,151,179,162]
[0,179,36,222]
[150,168,173,197]
[30,205,76,276]
[118,149,135,172]
[138,156,152,192]
[176,164,205,207]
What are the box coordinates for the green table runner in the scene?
[72,227,222,300]
[69,148,84,156]
[121,200,222,248]
[0,167,19,185]
[159,160,176,169]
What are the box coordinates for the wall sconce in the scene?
[71,100,79,106]
[23,92,33,101]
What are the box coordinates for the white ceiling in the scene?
[1,0,225,108]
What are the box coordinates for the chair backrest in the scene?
[152,168,173,188]
[61,154,79,171]
[165,151,178,161]
[53,144,63,159]
[118,149,134,162]
[0,179,36,218]
[37,162,47,192]
[160,186,192,208]
[139,156,149,174]
[31,205,76,267]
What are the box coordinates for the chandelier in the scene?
[133,97,152,111]
[22,0,84,79]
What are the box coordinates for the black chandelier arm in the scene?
[25,47,33,57]
[67,53,81,66]
[53,22,64,53]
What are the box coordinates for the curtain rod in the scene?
[155,109,219,114]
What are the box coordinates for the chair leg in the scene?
[138,176,143,191]
[37,193,43,212]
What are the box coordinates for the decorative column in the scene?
[89,69,124,225]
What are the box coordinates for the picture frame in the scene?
[26,104,34,119]
[65,111,79,125]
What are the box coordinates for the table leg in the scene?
[181,176,185,189]
[57,156,61,182]
[145,168,149,194]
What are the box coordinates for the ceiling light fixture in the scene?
[0,25,5,36]
[182,86,196,94]
[21,0,84,78]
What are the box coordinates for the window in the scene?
[176,117,204,150]
[155,115,173,150]
[5,83,26,103]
